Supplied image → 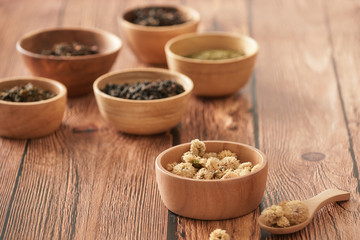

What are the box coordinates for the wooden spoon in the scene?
[258,189,350,235]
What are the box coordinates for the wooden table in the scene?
[1,0,359,239]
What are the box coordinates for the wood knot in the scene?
[301,152,325,161]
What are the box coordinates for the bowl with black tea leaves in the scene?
[16,27,122,96]
[165,32,259,97]
[119,4,200,64]
[0,76,67,139]
[93,68,193,135]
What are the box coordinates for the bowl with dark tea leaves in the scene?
[93,68,193,135]
[165,32,259,97]
[16,27,122,96]
[0,77,67,139]
[119,4,200,64]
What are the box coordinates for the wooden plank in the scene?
[0,106,172,239]
[0,140,27,233]
[1,0,359,239]
[173,93,258,240]
[59,0,144,69]
[0,0,62,234]
[325,0,360,188]
[173,0,259,239]
[0,0,173,239]
[324,0,360,237]
[252,0,358,238]
[0,0,63,77]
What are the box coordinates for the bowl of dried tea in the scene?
[16,27,122,96]
[93,67,193,135]
[155,139,268,220]
[0,77,67,139]
[119,4,200,64]
[165,32,259,97]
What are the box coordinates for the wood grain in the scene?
[0,0,170,239]
[252,0,359,238]
[324,0,360,238]
[325,0,360,191]
[0,140,27,233]
[0,0,359,239]
[0,0,62,236]
[173,0,258,239]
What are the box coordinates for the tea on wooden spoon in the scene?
[258,189,350,235]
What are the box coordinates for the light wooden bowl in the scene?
[165,32,259,96]
[16,27,122,97]
[0,77,67,139]
[119,5,200,64]
[93,68,193,135]
[155,141,268,220]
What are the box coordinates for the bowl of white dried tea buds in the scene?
[155,139,268,220]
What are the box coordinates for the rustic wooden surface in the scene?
[0,0,359,239]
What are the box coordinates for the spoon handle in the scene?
[304,189,350,213]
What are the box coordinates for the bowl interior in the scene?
[94,69,193,98]
[0,78,66,100]
[18,28,121,57]
[122,5,199,28]
[158,141,265,179]
[167,34,259,60]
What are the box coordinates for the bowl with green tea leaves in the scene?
[165,32,259,97]
[0,77,67,139]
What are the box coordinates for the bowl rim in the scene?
[16,27,122,60]
[0,76,67,106]
[165,32,259,64]
[156,140,267,182]
[93,67,194,103]
[119,4,200,32]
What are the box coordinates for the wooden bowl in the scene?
[155,141,268,220]
[93,68,193,135]
[0,77,67,139]
[119,5,200,64]
[165,32,259,96]
[16,27,122,97]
